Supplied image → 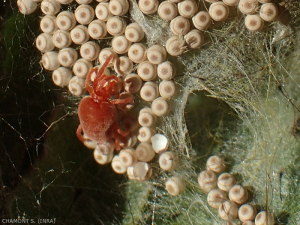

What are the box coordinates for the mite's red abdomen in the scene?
[78,96,117,142]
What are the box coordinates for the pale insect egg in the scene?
[108,0,129,16]
[75,4,95,25]
[258,0,271,2]
[157,61,176,80]
[147,45,167,65]
[17,0,37,15]
[165,176,186,196]
[114,56,133,75]
[184,29,204,49]
[135,143,156,162]
[125,23,145,43]
[29,0,43,3]
[151,133,169,154]
[219,200,239,221]
[133,162,152,181]
[159,152,178,171]
[93,144,114,165]
[137,61,157,81]
[36,33,55,53]
[207,188,228,209]
[123,73,142,93]
[111,35,132,54]
[52,67,72,87]
[76,0,92,4]
[259,3,279,22]
[229,184,248,204]
[42,51,60,71]
[223,0,240,6]
[96,0,109,2]
[106,16,126,36]
[170,16,191,35]
[56,11,76,31]
[58,48,78,67]
[80,41,100,61]
[70,25,90,45]
[151,97,170,117]
[217,172,236,192]
[138,107,157,127]
[192,11,212,30]
[223,222,238,225]
[95,2,112,21]
[159,80,177,99]
[98,48,118,67]
[138,127,156,143]
[52,30,72,49]
[158,1,178,21]
[111,155,127,174]
[40,15,58,34]
[68,76,86,96]
[119,148,138,167]
[140,82,159,102]
[206,155,226,174]
[198,170,218,193]
[205,0,220,2]
[178,0,198,18]
[72,58,93,78]
[255,211,274,225]
[166,36,186,56]
[242,221,255,225]
[138,0,159,15]
[57,0,73,4]
[245,14,264,31]
[127,166,136,180]
[98,141,116,154]
[41,0,61,16]
[122,134,138,149]
[238,0,259,15]
[83,134,97,149]
[238,204,257,222]
[169,0,182,3]
[209,2,230,22]
[128,43,147,63]
[88,20,107,39]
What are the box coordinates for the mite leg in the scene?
[108,122,129,151]
[76,125,86,143]
[85,54,114,96]
[97,54,114,77]
[110,94,134,105]
[95,75,119,92]
[85,68,98,95]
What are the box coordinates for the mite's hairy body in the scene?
[76,54,133,150]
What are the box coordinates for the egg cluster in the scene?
[153,0,280,54]
[198,155,275,225]
[17,0,280,199]
[86,128,185,195]
[17,0,184,193]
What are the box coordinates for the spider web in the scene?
[0,1,129,224]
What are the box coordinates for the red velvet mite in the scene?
[76,54,134,150]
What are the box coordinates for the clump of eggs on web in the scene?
[198,155,276,225]
[17,0,281,197]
